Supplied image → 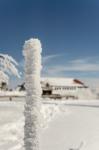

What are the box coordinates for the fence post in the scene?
[23,38,42,150]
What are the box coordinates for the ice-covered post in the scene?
[23,38,42,150]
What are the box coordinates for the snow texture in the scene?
[23,38,42,150]
[40,100,71,129]
[0,53,20,84]
[0,99,99,150]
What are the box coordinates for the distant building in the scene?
[41,78,96,99]
[16,77,96,100]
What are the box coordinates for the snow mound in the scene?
[0,118,24,150]
[40,102,71,129]
[82,137,99,150]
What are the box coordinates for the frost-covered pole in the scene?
[23,38,42,150]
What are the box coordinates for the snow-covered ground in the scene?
[0,98,99,150]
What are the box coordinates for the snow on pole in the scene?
[23,38,42,150]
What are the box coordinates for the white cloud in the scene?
[43,56,99,76]
[42,54,63,64]
[19,55,99,74]
[47,63,99,73]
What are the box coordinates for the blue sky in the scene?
[0,0,99,87]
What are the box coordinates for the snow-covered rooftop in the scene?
[41,77,84,86]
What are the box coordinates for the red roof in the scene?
[73,79,84,85]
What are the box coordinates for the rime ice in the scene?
[0,70,9,84]
[23,38,42,150]
[0,53,20,85]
